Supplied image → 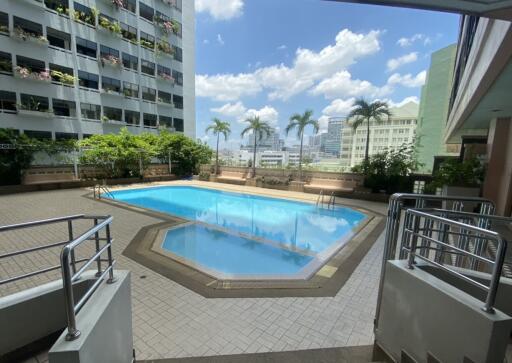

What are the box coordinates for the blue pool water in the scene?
[109,186,366,276]
[162,224,313,275]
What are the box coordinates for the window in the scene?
[143,113,157,128]
[159,115,173,128]
[76,37,97,58]
[175,0,182,11]
[172,70,183,86]
[123,82,138,98]
[0,91,16,113]
[24,131,52,140]
[120,22,137,42]
[45,0,69,13]
[174,118,184,132]
[73,2,95,26]
[140,31,155,49]
[139,3,154,22]
[49,64,74,84]
[20,94,50,112]
[81,102,101,120]
[55,132,78,140]
[78,70,99,89]
[157,65,171,78]
[13,17,43,38]
[173,95,183,109]
[104,106,122,122]
[142,87,156,102]
[53,99,76,117]
[47,27,71,50]
[102,76,121,93]
[158,90,172,104]
[122,0,136,13]
[141,59,155,76]
[16,56,46,73]
[0,12,8,34]
[125,110,140,125]
[100,45,120,62]
[173,46,183,62]
[0,52,12,74]
[122,53,138,71]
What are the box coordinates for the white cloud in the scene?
[386,96,420,108]
[203,39,209,44]
[310,71,392,100]
[388,71,427,88]
[195,0,244,21]
[386,52,418,71]
[196,73,262,101]
[217,34,225,45]
[277,45,287,50]
[196,29,382,101]
[397,34,424,47]
[242,106,279,125]
[211,102,247,118]
[322,98,357,116]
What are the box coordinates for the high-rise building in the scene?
[0,0,195,140]
[325,117,343,156]
[416,44,460,173]
[339,102,419,169]
[308,132,327,152]
[245,127,283,151]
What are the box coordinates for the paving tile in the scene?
[0,186,387,360]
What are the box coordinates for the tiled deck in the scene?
[0,181,387,360]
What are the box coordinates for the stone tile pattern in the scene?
[0,186,386,360]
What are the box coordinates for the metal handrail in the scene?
[93,184,115,199]
[0,215,116,341]
[375,193,496,328]
[315,190,324,206]
[402,209,507,313]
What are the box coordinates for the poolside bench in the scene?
[22,168,78,185]
[216,171,247,185]
[304,178,357,194]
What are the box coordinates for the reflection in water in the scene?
[112,186,366,253]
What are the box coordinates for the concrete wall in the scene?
[0,273,95,356]
[49,271,133,363]
[376,260,512,363]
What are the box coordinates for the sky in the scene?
[194,0,460,149]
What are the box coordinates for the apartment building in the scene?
[243,127,284,152]
[416,44,460,174]
[339,102,419,169]
[324,117,343,156]
[0,0,195,140]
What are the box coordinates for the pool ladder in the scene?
[316,190,335,209]
[93,184,115,200]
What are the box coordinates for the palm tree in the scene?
[241,116,272,177]
[348,99,392,163]
[205,118,231,175]
[285,110,319,181]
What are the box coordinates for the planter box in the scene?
[18,109,54,118]
[441,185,481,212]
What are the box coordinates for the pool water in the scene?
[109,186,366,276]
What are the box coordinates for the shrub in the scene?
[425,156,485,193]
[198,172,210,181]
[352,144,420,194]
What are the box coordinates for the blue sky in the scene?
[194,0,459,149]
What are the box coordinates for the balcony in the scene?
[17,107,54,118]
[12,27,48,46]
[98,16,122,37]
[157,72,175,85]
[20,0,46,9]
[14,66,51,83]
[99,54,122,69]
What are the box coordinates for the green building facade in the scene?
[416,44,459,174]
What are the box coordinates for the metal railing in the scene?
[375,193,496,326]
[93,184,115,199]
[0,215,116,341]
[315,190,336,209]
[402,208,507,313]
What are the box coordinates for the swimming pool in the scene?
[109,186,367,277]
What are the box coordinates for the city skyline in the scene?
[195,0,460,150]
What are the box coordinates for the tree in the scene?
[205,118,231,175]
[348,99,391,164]
[285,110,319,181]
[241,116,272,177]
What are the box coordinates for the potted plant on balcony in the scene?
[17,97,54,117]
[0,24,9,34]
[99,17,121,35]
[100,54,121,67]
[140,39,154,49]
[157,72,175,84]
[50,70,76,85]
[156,40,173,56]
[111,0,123,9]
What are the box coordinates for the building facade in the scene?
[244,128,283,152]
[0,0,195,140]
[339,102,419,170]
[416,44,460,174]
[324,117,343,156]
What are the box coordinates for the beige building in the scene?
[339,101,419,170]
